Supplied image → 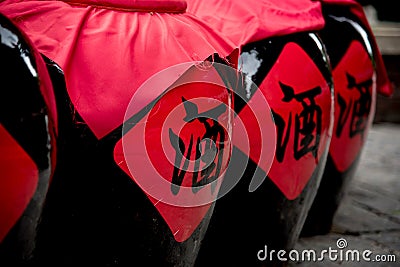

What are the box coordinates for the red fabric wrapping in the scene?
[186,0,326,49]
[0,0,236,139]
[186,0,393,97]
[63,0,187,13]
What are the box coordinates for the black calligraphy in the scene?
[169,97,226,195]
[336,72,372,139]
[274,82,322,162]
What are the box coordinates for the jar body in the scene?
[0,13,57,265]
[302,6,377,237]
[195,32,334,267]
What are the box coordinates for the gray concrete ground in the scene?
[290,122,400,266]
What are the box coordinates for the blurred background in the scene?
[359,2,400,124]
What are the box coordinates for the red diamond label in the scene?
[330,41,375,172]
[0,125,38,242]
[259,42,333,199]
[114,62,233,242]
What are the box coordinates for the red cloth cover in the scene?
[0,0,236,139]
[187,0,325,47]
[186,0,393,97]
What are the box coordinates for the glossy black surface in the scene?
[0,13,55,265]
[301,6,376,237]
[194,33,333,267]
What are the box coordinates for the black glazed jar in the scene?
[301,4,378,237]
[0,12,58,266]
[195,32,334,267]
[14,1,240,265]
